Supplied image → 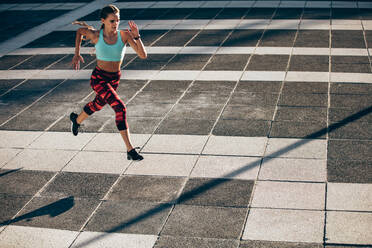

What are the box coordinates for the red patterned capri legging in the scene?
[83,66,128,131]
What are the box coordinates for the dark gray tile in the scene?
[23,31,76,48]
[47,54,96,70]
[278,93,328,107]
[216,8,249,19]
[294,30,329,47]
[205,54,250,71]
[221,105,275,121]
[332,56,369,64]
[332,8,360,20]
[245,8,275,19]
[302,8,330,19]
[331,63,371,73]
[187,8,221,19]
[213,119,271,137]
[274,8,303,19]
[0,169,54,196]
[240,240,323,248]
[0,103,29,124]
[9,196,99,231]
[188,30,231,47]
[40,172,118,199]
[124,61,166,70]
[0,79,24,91]
[161,204,247,239]
[229,92,279,106]
[289,55,329,72]
[327,160,372,184]
[190,81,236,93]
[328,108,372,123]
[275,107,327,122]
[0,55,33,70]
[140,30,169,46]
[247,55,289,71]
[328,121,372,140]
[328,140,372,162]
[259,30,297,47]
[282,82,328,94]
[270,121,327,139]
[41,79,91,103]
[127,117,161,134]
[179,178,254,207]
[223,30,264,47]
[155,118,215,135]
[330,94,371,109]
[14,79,62,91]
[162,8,196,20]
[131,91,182,104]
[154,30,198,46]
[0,89,50,105]
[127,102,173,118]
[85,200,172,234]
[116,79,147,94]
[332,31,366,48]
[168,104,223,120]
[143,80,191,92]
[108,175,186,203]
[12,54,65,70]
[164,61,206,70]
[236,81,282,93]
[154,236,239,248]
[136,8,170,20]
[0,194,31,225]
[180,91,230,105]
[330,83,372,95]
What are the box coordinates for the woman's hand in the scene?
[126,21,140,39]
[71,54,85,70]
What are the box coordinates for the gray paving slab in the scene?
[328,121,372,140]
[161,204,247,239]
[213,119,271,137]
[0,148,22,168]
[247,55,289,71]
[327,140,372,162]
[279,93,328,107]
[327,183,372,211]
[236,81,282,93]
[270,121,327,139]
[154,236,239,248]
[275,107,327,122]
[155,118,215,135]
[327,159,372,184]
[282,81,328,94]
[289,55,329,72]
[330,82,372,95]
[0,194,31,224]
[222,105,275,121]
[240,240,323,248]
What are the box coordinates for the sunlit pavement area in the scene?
[0,0,372,247]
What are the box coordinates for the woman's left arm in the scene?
[124,21,147,59]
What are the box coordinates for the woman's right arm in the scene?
[72,28,96,70]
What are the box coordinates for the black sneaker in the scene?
[70,112,80,136]
[127,147,143,161]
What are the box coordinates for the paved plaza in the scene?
[0,0,372,247]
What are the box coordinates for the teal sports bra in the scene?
[95,29,126,62]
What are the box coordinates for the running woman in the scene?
[70,4,147,161]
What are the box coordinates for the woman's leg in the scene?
[77,110,89,124]
[120,129,134,152]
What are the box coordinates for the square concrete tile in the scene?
[327,140,372,162]
[179,178,254,207]
[0,225,78,248]
[71,232,158,248]
[328,121,372,140]
[221,105,275,121]
[29,132,95,150]
[259,158,327,182]
[168,104,223,120]
[191,155,261,180]
[155,118,215,136]
[84,200,172,235]
[252,181,325,210]
[3,149,78,171]
[0,169,54,196]
[279,93,328,107]
[203,136,267,156]
[154,236,239,248]
[327,160,372,184]
[161,204,247,239]
[142,134,208,154]
[40,172,118,199]
[236,81,282,93]
[0,131,42,148]
[0,148,22,168]
[84,133,151,152]
[326,211,372,245]
[108,175,186,203]
[285,72,329,82]
[0,194,31,224]
[243,208,324,243]
[63,151,130,174]
[10,196,99,231]
[270,121,327,139]
[327,183,372,211]
[239,240,323,248]
[283,81,328,94]
[275,107,327,122]
[125,154,198,177]
[265,138,327,159]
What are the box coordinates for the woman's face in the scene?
[102,13,120,31]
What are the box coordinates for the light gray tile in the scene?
[71,231,158,248]
[203,136,267,156]
[0,148,22,168]
[125,154,198,177]
[243,208,324,243]
[190,156,260,180]
[327,183,372,211]
[63,151,130,174]
[259,158,327,182]
[265,138,327,159]
[3,149,78,171]
[29,132,95,150]
[0,131,42,148]
[251,181,326,210]
[84,133,150,152]
[142,134,208,154]
[326,211,372,245]
[0,225,78,248]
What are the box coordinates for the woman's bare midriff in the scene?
[97,60,122,72]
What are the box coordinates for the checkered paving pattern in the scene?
[0,1,371,247]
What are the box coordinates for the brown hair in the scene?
[99,4,120,30]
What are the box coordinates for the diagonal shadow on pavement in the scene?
[72,105,371,247]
